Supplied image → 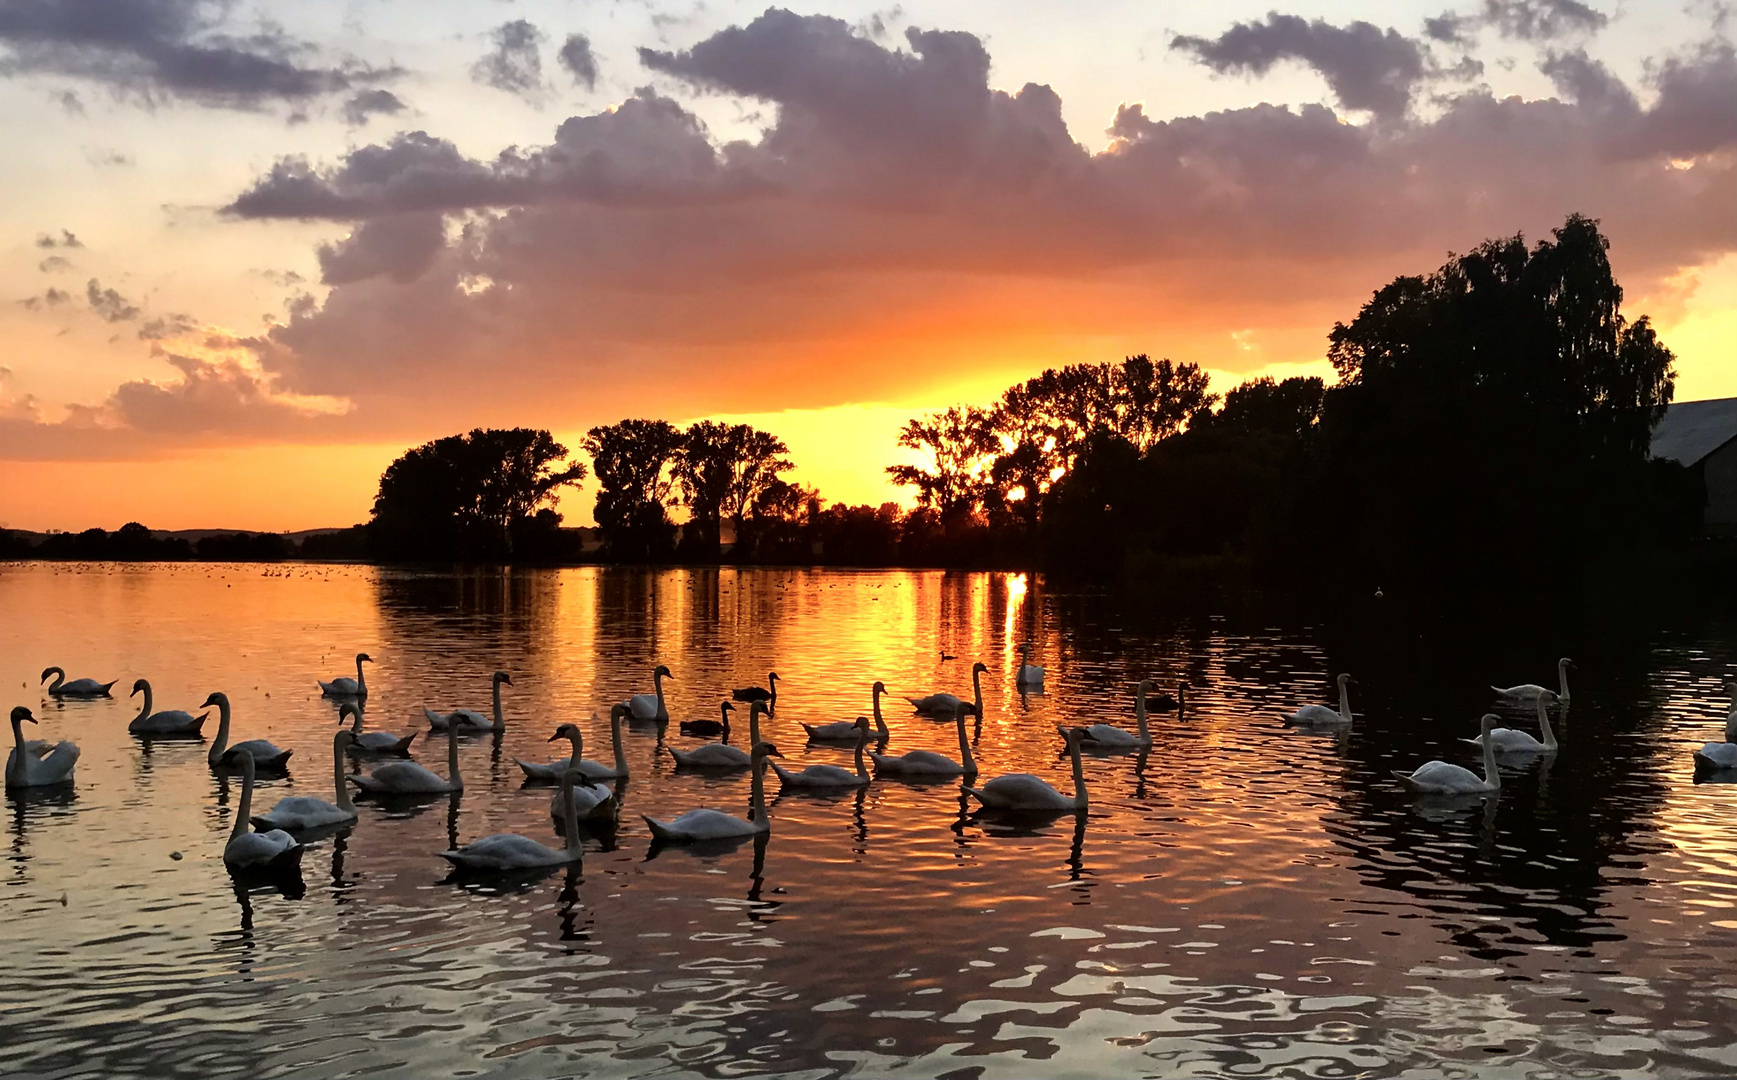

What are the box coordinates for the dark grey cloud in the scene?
[137,312,197,339]
[558,32,597,88]
[17,286,71,310]
[86,278,138,321]
[342,87,405,126]
[1170,13,1428,118]
[1483,0,1608,41]
[1540,42,1737,158]
[83,146,133,166]
[0,0,399,110]
[35,229,82,248]
[317,212,446,285]
[1424,12,1475,45]
[473,19,545,98]
[38,255,72,272]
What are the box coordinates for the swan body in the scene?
[803,681,890,742]
[252,729,360,831]
[205,692,292,771]
[6,707,79,787]
[1016,644,1045,688]
[350,725,462,794]
[576,704,630,780]
[670,701,763,769]
[40,667,115,698]
[445,769,587,873]
[967,728,1087,811]
[222,751,301,870]
[1493,657,1573,705]
[339,702,416,755]
[643,742,780,842]
[873,701,976,777]
[1061,678,1153,749]
[731,671,778,707]
[426,670,511,732]
[774,720,871,788]
[627,664,672,723]
[1693,683,1737,771]
[1394,715,1501,794]
[318,652,371,697]
[1143,683,1188,714]
[126,679,207,737]
[1280,674,1353,727]
[679,700,734,738]
[908,662,986,717]
[519,720,587,781]
[1466,692,1559,752]
[549,777,616,820]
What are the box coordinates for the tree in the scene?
[583,419,683,560]
[673,422,794,559]
[370,427,585,561]
[886,405,994,520]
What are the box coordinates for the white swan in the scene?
[221,750,301,870]
[1060,679,1153,749]
[1493,657,1572,706]
[339,702,416,755]
[802,681,891,742]
[643,742,781,842]
[40,666,115,698]
[547,737,617,821]
[350,724,462,794]
[872,701,977,777]
[1466,691,1559,752]
[1016,644,1045,688]
[966,727,1087,811]
[425,670,512,732]
[669,701,764,769]
[908,662,985,717]
[1280,673,1354,727]
[252,729,360,832]
[127,679,207,737]
[627,664,673,723]
[6,707,78,787]
[773,719,872,788]
[519,720,587,781]
[445,768,587,872]
[205,692,293,772]
[318,652,371,698]
[576,703,631,780]
[1693,682,1737,771]
[1394,715,1501,794]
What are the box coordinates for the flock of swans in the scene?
[11,650,1737,880]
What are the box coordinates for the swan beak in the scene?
[20,712,37,725]
[547,732,563,742]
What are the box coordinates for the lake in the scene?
[3,561,1737,1078]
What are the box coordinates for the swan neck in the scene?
[749,755,768,827]
[447,730,462,789]
[7,716,22,784]
[1338,681,1352,722]
[972,666,983,715]
[749,707,761,747]
[872,686,883,726]
[854,736,868,778]
[1135,691,1149,740]
[611,712,627,771]
[333,732,355,811]
[492,680,504,729]
[567,734,584,768]
[956,714,976,773]
[1482,724,1500,788]
[231,757,255,841]
[560,774,582,852]
[356,656,367,693]
[1558,661,1571,701]
[1070,737,1087,808]
[208,699,232,766]
[654,670,666,708]
[1538,698,1557,749]
[45,668,64,693]
[136,683,152,724]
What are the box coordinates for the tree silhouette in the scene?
[584,419,683,560]
[674,421,794,559]
[887,405,994,520]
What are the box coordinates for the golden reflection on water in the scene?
[4,562,1737,1077]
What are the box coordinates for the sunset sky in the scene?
[1,0,1733,532]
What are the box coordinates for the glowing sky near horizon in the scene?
[0,0,1732,532]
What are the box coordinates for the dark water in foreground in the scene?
[3,562,1737,1078]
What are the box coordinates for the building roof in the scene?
[1652,397,1737,466]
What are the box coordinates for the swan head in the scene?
[337,702,361,723]
[1336,673,1355,686]
[855,716,871,733]
[1558,657,1574,669]
[720,700,736,713]
[549,723,583,747]
[1136,678,1154,694]
[768,672,780,684]
[218,748,246,766]
[336,729,360,749]
[493,670,513,686]
[749,700,769,718]
[972,662,988,675]
[1538,689,1559,704]
[356,653,373,664]
[750,741,784,760]
[610,702,630,722]
[37,667,58,684]
[654,664,672,679]
[130,678,149,697]
[872,680,886,695]
[200,691,230,709]
[1479,713,1500,734]
[10,706,35,726]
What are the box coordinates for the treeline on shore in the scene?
[3,214,1722,610]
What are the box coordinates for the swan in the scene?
[318,652,371,698]
[908,661,986,718]
[6,707,79,787]
[127,679,207,737]
[1493,657,1573,706]
[1693,683,1737,771]
[627,664,673,723]
[205,692,293,772]
[872,701,977,777]
[773,719,871,788]
[1060,679,1153,748]
[350,725,462,794]
[1016,644,1045,688]
[731,672,779,708]
[547,742,617,822]
[40,667,115,698]
[519,721,596,782]
[1143,682,1188,714]
[1280,673,1353,727]
[1466,691,1559,752]
[802,681,891,742]
[966,727,1087,811]
[444,768,587,872]
[1393,715,1501,794]
[338,702,416,756]
[642,741,782,843]
[669,701,765,769]
[680,700,734,738]
[575,703,630,780]
[425,670,512,732]
[221,750,302,871]
[251,729,360,832]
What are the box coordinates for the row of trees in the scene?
[0,523,294,561]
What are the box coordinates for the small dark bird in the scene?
[939,650,957,662]
[1141,682,1189,714]
[730,672,779,708]
[681,701,733,738]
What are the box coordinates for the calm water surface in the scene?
[4,562,1737,1078]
